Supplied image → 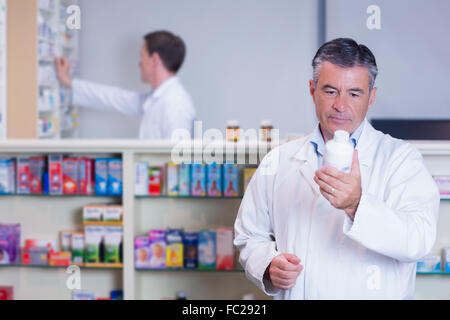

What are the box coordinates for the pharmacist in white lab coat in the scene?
[234,38,440,299]
[55,31,196,139]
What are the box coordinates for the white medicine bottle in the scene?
[322,130,354,173]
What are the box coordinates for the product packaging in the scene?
[148,167,163,196]
[108,159,122,196]
[62,158,78,195]
[0,286,13,300]
[216,228,234,270]
[71,233,85,265]
[148,230,166,269]
[191,163,206,197]
[183,232,198,269]
[60,231,73,252]
[48,154,63,195]
[49,251,71,266]
[166,229,184,268]
[16,157,31,194]
[243,167,257,193]
[198,230,216,270]
[84,226,105,263]
[0,159,15,194]
[434,176,450,199]
[73,291,95,300]
[135,162,149,196]
[104,226,122,263]
[0,224,20,264]
[166,162,179,196]
[417,255,441,273]
[178,163,190,196]
[223,164,239,197]
[29,157,45,194]
[103,205,123,223]
[83,204,103,223]
[135,236,151,269]
[444,247,450,273]
[206,163,222,197]
[78,158,95,195]
[95,158,108,195]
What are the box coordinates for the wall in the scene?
[76,0,319,139]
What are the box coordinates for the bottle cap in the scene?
[334,130,350,142]
[227,120,239,127]
[261,120,273,127]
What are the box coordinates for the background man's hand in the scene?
[266,253,303,290]
[314,149,362,220]
[54,57,73,88]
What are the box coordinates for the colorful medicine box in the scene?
[243,167,257,193]
[148,167,163,196]
[444,247,450,273]
[178,163,190,196]
[108,159,122,196]
[78,158,95,195]
[60,231,72,252]
[73,291,95,300]
[135,162,149,196]
[71,233,85,265]
[63,158,78,195]
[216,228,235,270]
[84,226,105,263]
[434,176,450,199]
[135,237,151,269]
[206,163,222,197]
[166,229,184,268]
[103,205,123,223]
[417,256,441,273]
[48,155,63,195]
[191,163,206,197]
[49,252,71,267]
[0,159,15,194]
[29,157,45,194]
[83,205,103,222]
[104,226,122,263]
[16,157,31,194]
[198,230,216,270]
[95,159,109,195]
[183,232,198,269]
[166,162,179,196]
[148,230,166,269]
[223,164,239,197]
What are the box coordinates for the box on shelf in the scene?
[149,230,166,269]
[148,167,163,196]
[216,228,234,270]
[29,157,45,194]
[0,224,20,264]
[104,226,122,263]
[243,167,257,193]
[434,176,450,199]
[60,231,72,252]
[78,158,95,195]
[95,159,108,195]
[178,163,190,196]
[166,229,183,268]
[16,157,31,194]
[166,162,179,196]
[49,251,71,266]
[0,286,13,300]
[62,158,78,195]
[0,158,15,194]
[223,164,239,197]
[84,226,105,263]
[135,162,149,196]
[206,163,222,197]
[48,155,63,195]
[83,204,103,223]
[444,247,450,273]
[417,255,441,273]
[183,232,198,269]
[198,230,216,270]
[191,163,206,197]
[71,233,85,265]
[108,159,122,196]
[135,236,151,269]
[73,291,95,300]
[103,205,123,223]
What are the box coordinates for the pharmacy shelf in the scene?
[0,194,120,198]
[135,268,244,272]
[417,272,450,275]
[1,140,450,300]
[0,264,123,270]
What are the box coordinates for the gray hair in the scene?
[312,38,378,91]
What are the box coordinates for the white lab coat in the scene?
[234,118,440,299]
[72,76,196,139]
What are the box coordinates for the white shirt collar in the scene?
[151,76,179,99]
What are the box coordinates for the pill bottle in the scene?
[260,120,274,142]
[323,130,354,173]
[226,120,240,142]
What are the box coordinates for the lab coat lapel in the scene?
[294,137,320,196]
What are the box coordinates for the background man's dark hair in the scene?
[144,31,186,73]
[312,38,378,91]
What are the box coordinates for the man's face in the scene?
[139,44,156,83]
[309,61,377,142]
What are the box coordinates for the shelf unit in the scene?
[0,140,450,300]
[0,0,6,140]
[5,0,79,140]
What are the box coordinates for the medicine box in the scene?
[148,230,166,269]
[103,205,123,223]
[73,291,95,300]
[22,247,49,265]
[0,159,15,194]
[83,205,103,222]
[135,237,151,269]
[60,231,72,252]
[84,226,105,263]
[95,159,108,195]
[16,157,31,194]
[198,230,216,270]
[417,255,441,273]
[206,163,222,197]
[0,224,21,264]
[48,155,63,195]
[191,163,206,197]
[0,286,13,300]
[166,229,184,268]
[434,176,450,199]
[49,252,71,267]
[243,167,257,193]
[104,226,122,263]
[166,162,179,196]
[148,167,163,196]
[78,158,95,195]
[178,163,190,196]
[108,159,122,196]
[63,158,78,195]
[444,247,450,273]
[216,228,234,270]
[71,233,85,265]
[135,162,149,196]
[29,157,45,194]
[223,164,239,197]
[183,232,198,269]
